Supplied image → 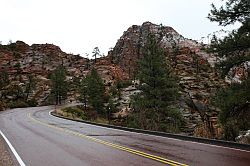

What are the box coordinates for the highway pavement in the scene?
[0,106,249,166]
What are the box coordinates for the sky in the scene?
[0,0,240,57]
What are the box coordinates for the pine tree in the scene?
[208,0,250,140]
[79,77,88,111]
[24,74,36,101]
[0,70,9,91]
[0,70,9,102]
[86,69,105,114]
[131,34,182,132]
[208,0,250,26]
[92,47,100,63]
[50,65,68,105]
[208,0,250,77]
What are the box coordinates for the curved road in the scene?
[0,106,249,166]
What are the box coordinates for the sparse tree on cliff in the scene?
[92,47,100,63]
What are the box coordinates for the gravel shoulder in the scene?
[0,135,15,166]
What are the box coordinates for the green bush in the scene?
[116,80,132,89]
[7,101,29,108]
[27,99,38,107]
[126,108,183,133]
[0,101,6,111]
[212,77,250,130]
[62,107,86,120]
[223,119,239,141]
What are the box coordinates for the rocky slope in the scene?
[1,22,240,137]
[0,41,124,106]
[107,22,227,137]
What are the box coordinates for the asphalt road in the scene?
[0,106,249,166]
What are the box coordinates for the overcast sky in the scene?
[0,0,240,57]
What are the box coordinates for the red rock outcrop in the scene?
[107,22,225,136]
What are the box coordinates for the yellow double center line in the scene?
[28,113,188,166]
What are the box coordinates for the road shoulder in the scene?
[0,134,16,166]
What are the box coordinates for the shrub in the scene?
[223,119,239,141]
[62,107,86,120]
[27,99,38,107]
[7,101,29,108]
[0,101,6,111]
[116,80,132,89]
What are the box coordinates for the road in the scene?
[0,106,249,166]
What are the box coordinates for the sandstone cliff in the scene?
[107,22,227,137]
[2,22,242,137]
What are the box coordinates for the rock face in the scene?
[108,22,225,137]
[93,58,128,85]
[0,41,86,105]
[236,130,250,144]
[108,22,201,75]
[0,22,230,137]
[225,61,250,83]
[0,41,123,105]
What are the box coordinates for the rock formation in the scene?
[107,22,226,137]
[0,41,123,106]
[1,22,240,137]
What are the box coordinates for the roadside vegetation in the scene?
[0,69,37,110]
[208,0,250,141]
[126,34,183,133]
[1,0,249,143]
[57,34,184,133]
[49,65,68,105]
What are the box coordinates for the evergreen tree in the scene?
[208,0,250,77]
[50,65,68,105]
[208,0,250,140]
[0,70,9,101]
[92,47,100,63]
[24,74,36,101]
[131,34,182,132]
[212,77,250,140]
[0,70,9,91]
[86,69,105,114]
[79,77,88,111]
[208,0,250,26]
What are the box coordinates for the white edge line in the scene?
[48,110,250,153]
[0,130,26,166]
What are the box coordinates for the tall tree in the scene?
[0,70,9,91]
[50,65,68,105]
[208,0,250,77]
[208,0,250,140]
[0,70,9,100]
[92,47,100,63]
[86,69,105,114]
[79,77,88,111]
[24,74,36,101]
[131,34,182,132]
[208,0,250,26]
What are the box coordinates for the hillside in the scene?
[0,41,124,106]
[107,22,227,137]
[1,22,248,138]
